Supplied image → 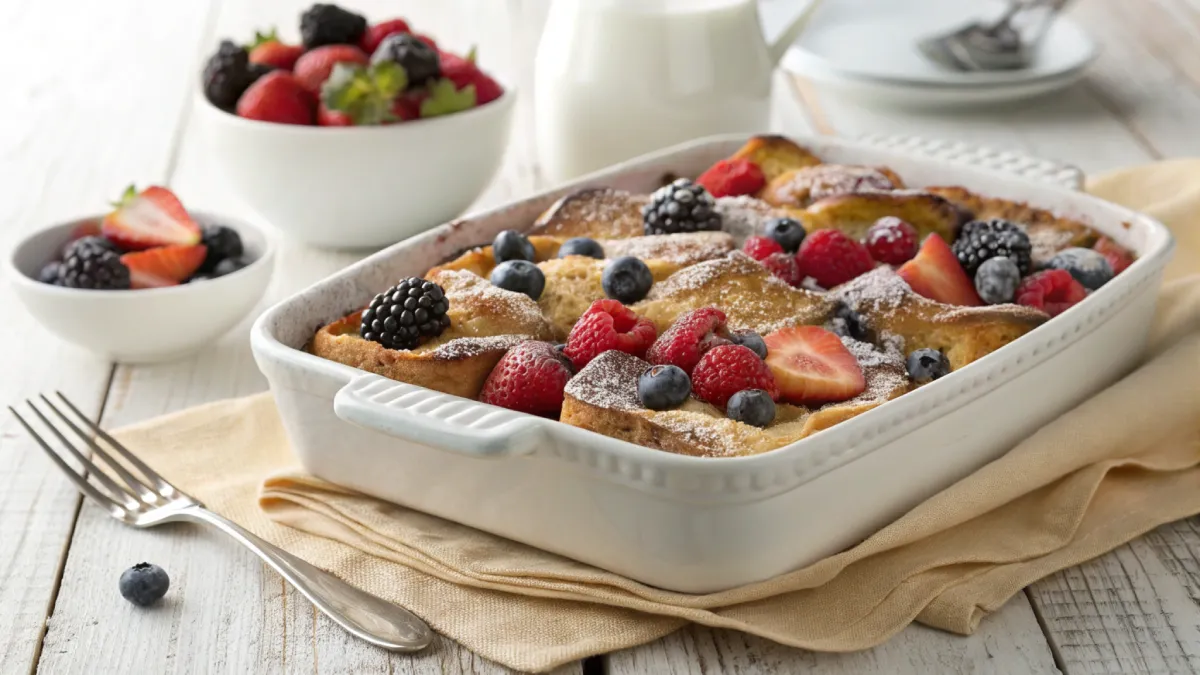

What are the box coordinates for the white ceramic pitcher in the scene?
[534,0,815,183]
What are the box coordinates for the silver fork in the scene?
[10,392,432,653]
[917,0,1075,72]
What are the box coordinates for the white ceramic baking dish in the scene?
[251,134,1173,593]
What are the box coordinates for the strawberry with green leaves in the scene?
[420,79,476,118]
[321,61,408,125]
[247,28,303,70]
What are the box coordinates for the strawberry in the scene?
[1093,236,1134,275]
[359,18,412,56]
[321,62,408,125]
[896,234,983,306]
[416,34,438,51]
[479,341,574,417]
[247,28,303,70]
[763,326,865,405]
[317,103,352,126]
[293,44,368,94]
[390,90,426,121]
[439,48,504,105]
[236,70,315,125]
[696,159,766,199]
[101,185,201,251]
[120,244,207,289]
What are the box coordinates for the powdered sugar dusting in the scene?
[1029,226,1081,265]
[431,269,549,334]
[645,252,764,296]
[533,188,647,236]
[564,350,644,412]
[833,335,910,408]
[715,196,789,242]
[602,232,734,266]
[832,267,911,317]
[771,165,897,205]
[425,335,529,360]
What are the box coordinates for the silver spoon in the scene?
[918,0,1074,72]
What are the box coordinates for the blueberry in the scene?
[1046,247,1113,291]
[726,389,776,427]
[602,256,653,303]
[828,303,870,341]
[493,230,536,263]
[974,256,1021,305]
[200,224,244,273]
[38,261,62,285]
[557,237,605,259]
[213,256,250,277]
[637,364,691,410]
[119,562,169,607]
[906,348,950,385]
[765,217,806,253]
[730,330,767,359]
[490,260,545,300]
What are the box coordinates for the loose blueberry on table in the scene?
[119,562,170,607]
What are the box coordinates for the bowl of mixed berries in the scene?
[7,185,275,363]
[196,3,514,249]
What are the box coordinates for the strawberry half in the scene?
[120,244,207,289]
[896,234,983,306]
[763,326,865,405]
[102,185,201,251]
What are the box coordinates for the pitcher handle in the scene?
[766,0,826,66]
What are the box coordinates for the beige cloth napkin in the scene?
[112,161,1200,673]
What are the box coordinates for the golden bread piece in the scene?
[310,270,555,399]
[802,191,966,242]
[835,267,1047,371]
[729,135,822,182]
[561,346,909,457]
[602,231,735,266]
[760,165,905,209]
[712,196,793,241]
[536,256,682,339]
[528,188,648,240]
[426,236,563,278]
[634,252,837,334]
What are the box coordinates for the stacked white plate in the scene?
[772,0,1098,107]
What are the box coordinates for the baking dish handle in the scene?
[333,374,544,459]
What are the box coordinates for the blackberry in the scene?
[642,178,722,235]
[247,62,275,83]
[360,278,450,350]
[951,219,1032,277]
[199,224,244,272]
[370,33,440,86]
[300,3,367,49]
[59,244,130,290]
[202,40,256,112]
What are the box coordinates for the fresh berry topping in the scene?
[360,278,450,350]
[729,330,768,360]
[974,256,1021,305]
[212,256,251,277]
[59,245,130,290]
[1015,269,1086,317]
[389,90,425,121]
[359,18,411,55]
[248,29,303,70]
[742,235,784,261]
[952,218,1033,277]
[763,325,865,405]
[645,307,729,374]
[418,78,477,118]
[765,217,807,253]
[794,229,874,289]
[300,3,367,49]
[637,365,692,410]
[864,216,918,265]
[236,70,316,125]
[602,256,654,303]
[695,159,766,198]
[119,562,170,607]
[493,229,536,263]
[371,33,440,87]
[415,34,439,51]
[294,44,369,94]
[897,233,983,306]
[691,344,779,409]
[1093,236,1134,275]
[38,262,62,285]
[440,49,504,105]
[642,179,722,235]
[202,40,256,112]
[726,389,776,427]
[198,224,243,273]
[827,303,871,342]
[906,348,950,385]
[120,245,207,289]
[102,185,202,251]
[1046,247,1114,291]
[317,103,353,126]
[479,341,574,417]
[557,237,604,259]
[320,62,407,125]
[761,252,804,287]
[489,260,545,300]
[247,63,275,85]
[563,299,657,369]
[64,235,120,259]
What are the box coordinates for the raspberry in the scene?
[1093,236,1134,275]
[695,159,766,198]
[563,299,657,369]
[795,229,875,288]
[479,341,573,417]
[645,307,729,375]
[1015,269,1087,317]
[691,344,779,409]
[761,252,803,287]
[742,235,784,261]
[864,217,918,265]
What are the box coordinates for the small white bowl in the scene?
[196,83,516,249]
[7,212,275,363]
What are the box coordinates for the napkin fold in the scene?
[111,161,1200,673]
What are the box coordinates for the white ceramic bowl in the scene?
[8,212,275,363]
[196,83,516,249]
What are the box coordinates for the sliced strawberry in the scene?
[120,244,207,289]
[102,185,201,251]
[763,326,865,405]
[897,234,983,306]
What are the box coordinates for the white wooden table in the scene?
[3,1,1200,673]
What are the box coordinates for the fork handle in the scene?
[179,506,433,652]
